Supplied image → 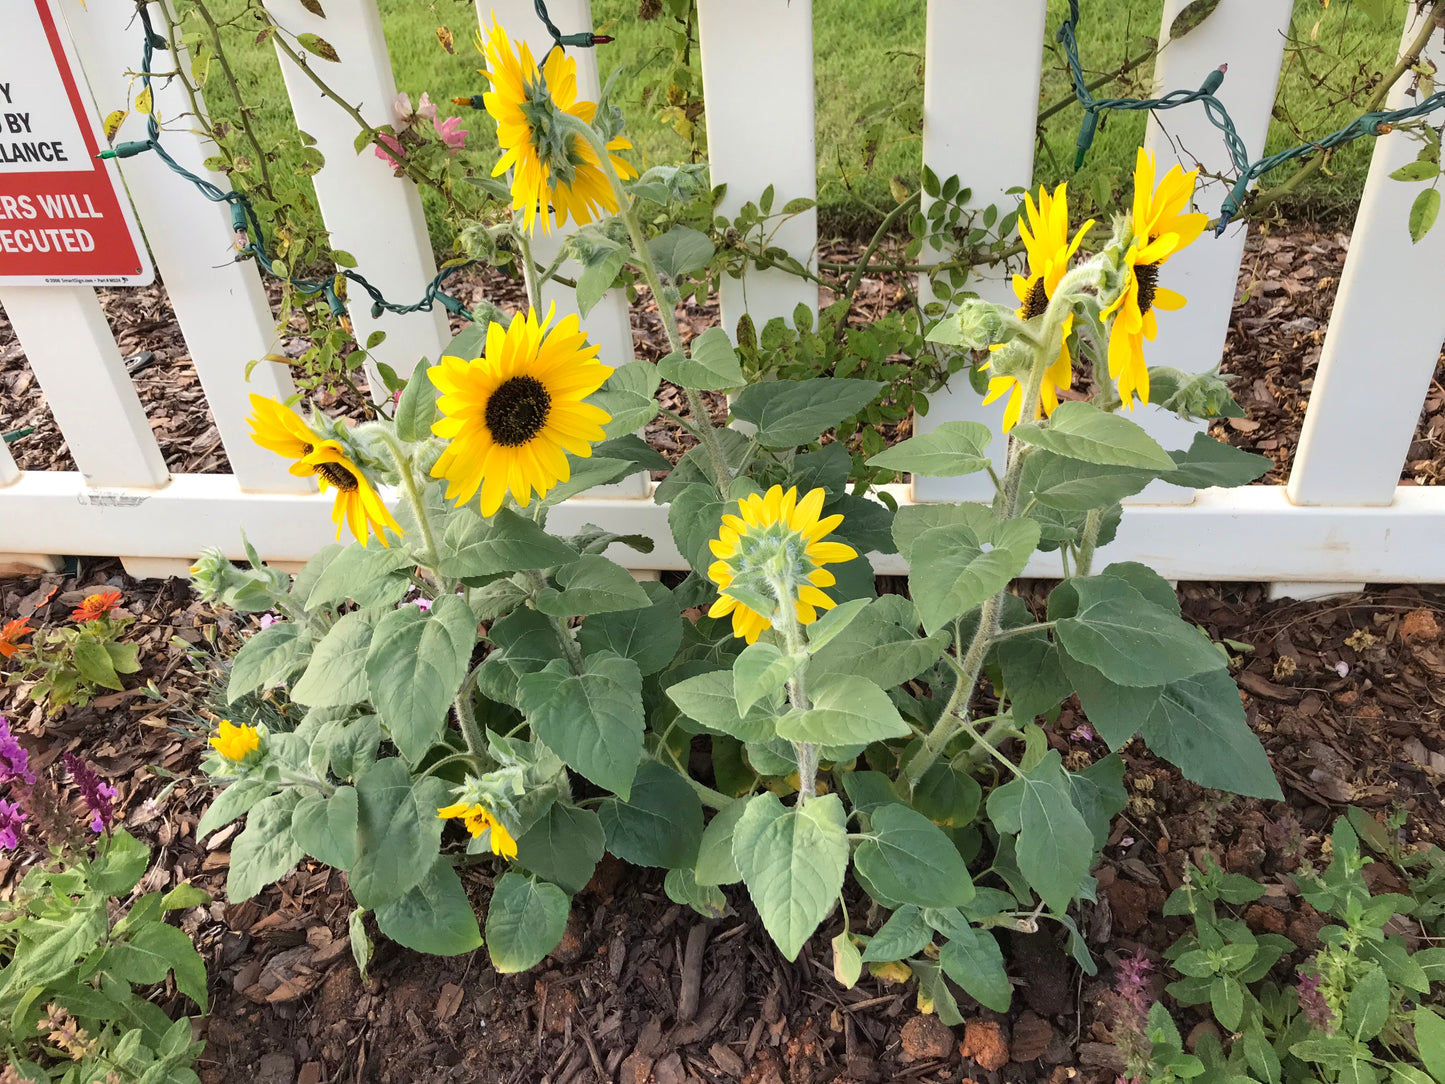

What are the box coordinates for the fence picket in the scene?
[476,0,647,498]
[1287,5,1445,508]
[60,0,310,494]
[1133,0,1292,499]
[696,0,818,338]
[911,0,1048,503]
[267,0,450,389]
[0,286,169,488]
[0,440,17,489]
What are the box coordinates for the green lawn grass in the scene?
[200,0,1399,243]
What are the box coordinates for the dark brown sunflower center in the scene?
[1135,261,1161,316]
[1022,277,1049,320]
[301,443,360,491]
[486,375,552,447]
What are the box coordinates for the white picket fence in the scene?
[2,0,1445,595]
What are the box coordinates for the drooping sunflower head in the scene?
[707,486,858,644]
[246,395,400,548]
[1101,149,1208,408]
[437,800,518,860]
[429,305,613,516]
[478,17,637,234]
[209,719,262,764]
[983,183,1095,432]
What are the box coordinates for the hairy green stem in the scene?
[1075,507,1104,577]
[515,228,544,313]
[769,573,818,802]
[376,430,439,568]
[452,670,486,756]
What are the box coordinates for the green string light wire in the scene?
[1058,0,1445,233]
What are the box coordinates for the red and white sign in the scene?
[0,0,152,286]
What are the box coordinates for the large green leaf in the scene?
[732,792,850,961]
[577,580,683,676]
[853,803,973,909]
[576,246,626,316]
[438,507,577,578]
[1055,575,1223,687]
[291,610,378,708]
[995,632,1071,721]
[291,786,359,869]
[667,482,728,574]
[592,360,662,438]
[730,378,885,449]
[1011,401,1176,470]
[865,421,993,478]
[648,224,715,281]
[911,764,982,828]
[104,922,209,1011]
[227,622,313,704]
[349,758,449,909]
[774,674,910,744]
[365,595,476,762]
[375,858,482,956]
[197,778,275,839]
[807,598,949,690]
[535,554,651,618]
[486,872,569,973]
[1412,1007,1445,1082]
[891,502,993,561]
[517,651,645,799]
[227,790,305,902]
[732,641,801,717]
[1067,755,1129,850]
[986,752,1094,912]
[304,543,415,610]
[695,799,748,886]
[394,359,440,442]
[597,762,703,868]
[73,639,120,690]
[90,829,151,897]
[1161,432,1272,490]
[859,905,932,962]
[909,518,1040,635]
[665,668,776,743]
[939,922,1012,1012]
[515,803,606,894]
[658,327,744,391]
[1020,451,1157,511]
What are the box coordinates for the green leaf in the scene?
[365,595,475,762]
[198,778,275,839]
[227,622,313,704]
[1412,1007,1445,1082]
[731,378,885,448]
[1020,451,1156,510]
[909,518,1041,635]
[804,597,871,652]
[1011,401,1176,470]
[939,922,1012,1012]
[666,668,775,742]
[486,872,569,973]
[665,866,728,918]
[297,31,340,61]
[305,543,414,610]
[597,762,703,868]
[517,652,645,798]
[1168,0,1222,39]
[375,859,482,956]
[73,638,121,690]
[1056,576,1223,687]
[695,800,748,886]
[291,786,359,869]
[438,507,577,578]
[227,790,305,902]
[535,555,651,617]
[1391,159,1440,183]
[775,674,911,745]
[395,360,441,442]
[160,883,210,911]
[733,792,849,961]
[864,421,993,477]
[1161,432,1272,490]
[1344,964,1389,1042]
[592,361,661,437]
[986,752,1094,912]
[578,581,683,677]
[105,923,209,1010]
[291,610,378,708]
[1210,974,1244,1031]
[515,803,606,894]
[91,829,151,897]
[733,642,801,716]
[995,631,1071,721]
[576,247,626,316]
[832,931,863,988]
[1067,754,1128,850]
[658,327,744,390]
[808,598,949,690]
[349,758,449,909]
[648,224,714,281]
[854,803,974,908]
[892,502,993,561]
[1411,187,1441,244]
[667,482,728,574]
[860,905,931,962]
[911,764,982,828]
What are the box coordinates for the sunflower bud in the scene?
[1146,366,1245,421]
[189,548,290,613]
[925,298,1007,351]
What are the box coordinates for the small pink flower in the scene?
[258,613,278,630]
[413,598,433,612]
[437,115,468,153]
[417,92,438,123]
[374,133,405,174]
[1072,724,1094,742]
[392,92,414,129]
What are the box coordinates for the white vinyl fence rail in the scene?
[2,0,1445,596]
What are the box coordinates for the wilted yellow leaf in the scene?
[102,109,127,142]
[134,86,152,115]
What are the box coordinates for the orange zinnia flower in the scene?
[0,619,33,659]
[71,590,122,624]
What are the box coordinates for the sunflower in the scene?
[71,590,122,624]
[246,395,400,548]
[437,801,518,860]
[0,619,33,660]
[982,183,1095,432]
[479,18,637,233]
[707,486,858,645]
[429,305,613,516]
[1103,148,1209,407]
[209,720,261,763]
